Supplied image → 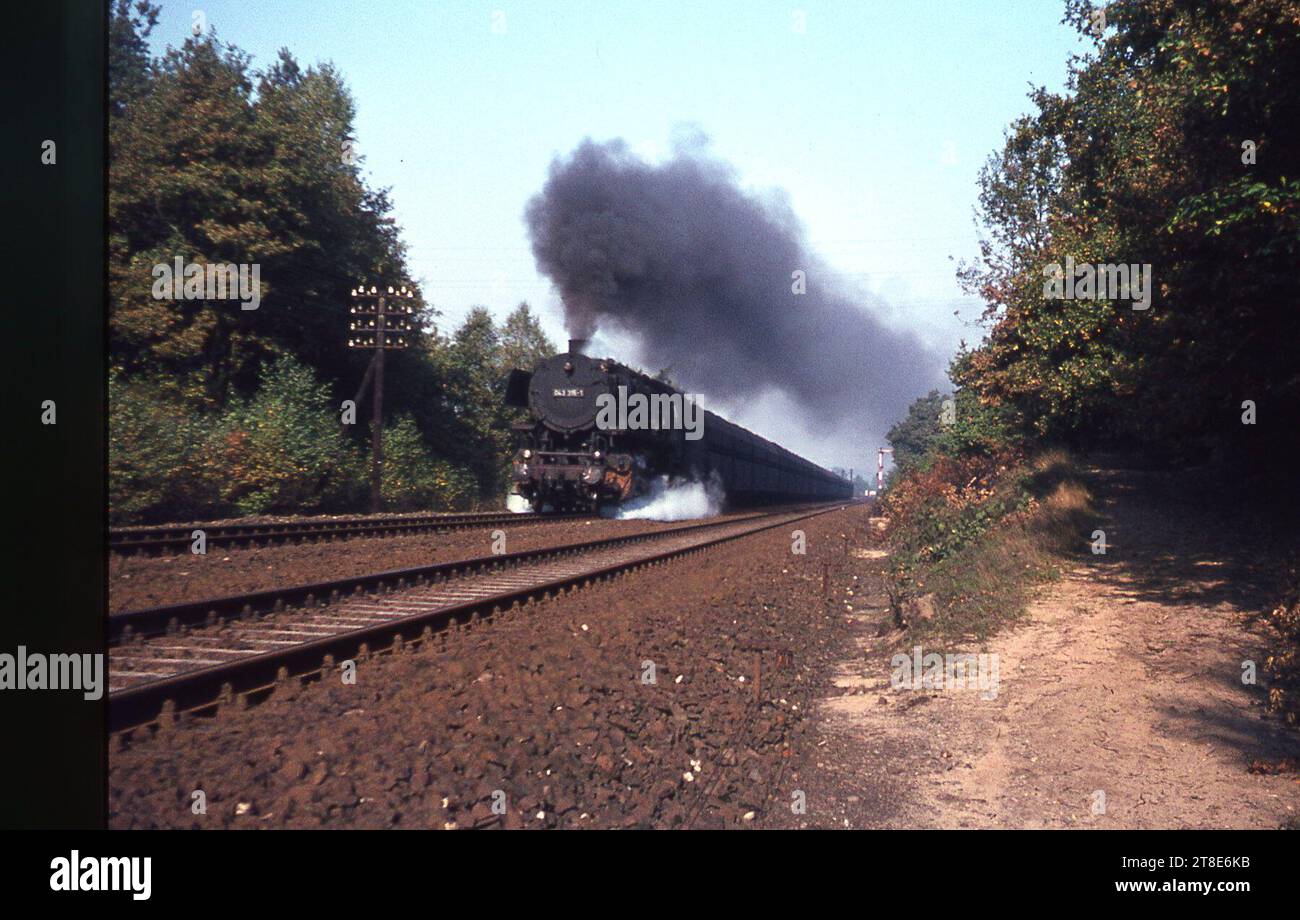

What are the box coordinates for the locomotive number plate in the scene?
[552,388,585,397]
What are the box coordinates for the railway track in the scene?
[109,503,848,732]
[108,509,587,555]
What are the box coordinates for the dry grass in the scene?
[883,448,1097,645]
[1023,450,1096,554]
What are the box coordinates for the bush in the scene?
[886,387,1020,484]
[212,356,365,515]
[937,389,1019,459]
[109,370,224,522]
[110,357,488,522]
[380,414,479,511]
[882,451,1027,570]
[881,449,1096,641]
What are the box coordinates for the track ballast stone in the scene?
[110,516,699,614]
[109,505,895,829]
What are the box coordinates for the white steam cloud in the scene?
[602,474,725,522]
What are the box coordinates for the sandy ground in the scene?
[818,464,1299,829]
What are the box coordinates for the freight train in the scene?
[505,340,852,512]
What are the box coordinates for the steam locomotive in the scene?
[505,340,852,512]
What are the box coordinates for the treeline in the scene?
[877,0,1298,646]
[892,0,1299,476]
[108,2,554,522]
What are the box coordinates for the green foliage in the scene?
[939,386,1020,457]
[887,390,948,471]
[214,357,364,515]
[106,9,557,522]
[428,304,555,502]
[497,303,557,377]
[108,0,158,115]
[109,370,222,522]
[880,1,1300,640]
[431,308,510,498]
[109,7,427,410]
[954,0,1300,467]
[108,351,506,522]
[888,387,1019,475]
[380,416,479,511]
[111,357,368,522]
[883,454,1032,574]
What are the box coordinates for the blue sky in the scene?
[146,1,1088,470]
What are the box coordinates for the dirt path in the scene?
[821,463,1299,829]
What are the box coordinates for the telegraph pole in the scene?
[348,284,415,512]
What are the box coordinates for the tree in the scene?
[106,10,476,519]
[108,15,425,407]
[953,0,1300,469]
[110,32,268,407]
[432,309,513,500]
[214,356,363,514]
[106,10,564,517]
[108,0,158,116]
[497,302,556,375]
[887,390,949,471]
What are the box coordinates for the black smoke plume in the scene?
[525,136,944,443]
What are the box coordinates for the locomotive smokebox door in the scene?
[529,353,611,434]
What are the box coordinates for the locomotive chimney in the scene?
[568,338,589,355]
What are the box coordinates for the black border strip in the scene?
[0,1,108,828]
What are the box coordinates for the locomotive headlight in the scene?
[522,449,532,459]
[593,451,601,460]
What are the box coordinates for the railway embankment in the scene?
[878,448,1098,643]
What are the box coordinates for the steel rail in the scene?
[109,510,586,554]
[107,509,799,642]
